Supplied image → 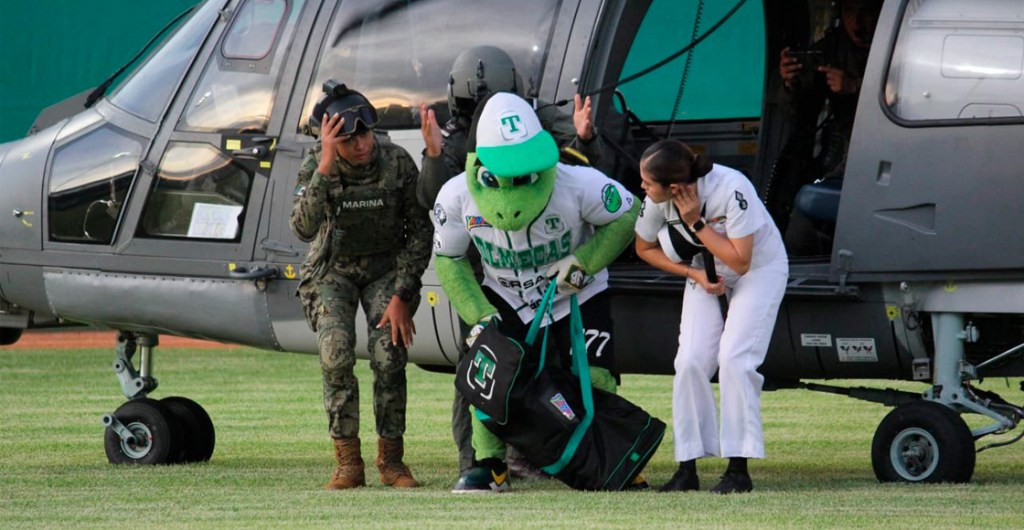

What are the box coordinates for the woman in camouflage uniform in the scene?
[290,82,432,490]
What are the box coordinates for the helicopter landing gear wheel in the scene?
[0,327,22,345]
[104,398,183,465]
[871,400,975,483]
[161,396,215,463]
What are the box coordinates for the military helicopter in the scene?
[2,0,1022,482]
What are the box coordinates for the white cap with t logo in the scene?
[474,92,558,177]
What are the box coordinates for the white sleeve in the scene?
[431,176,471,258]
[634,197,666,242]
[724,176,765,240]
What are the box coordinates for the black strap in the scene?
[666,204,701,263]
[671,204,729,319]
[669,203,706,248]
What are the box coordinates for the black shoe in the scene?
[451,458,511,494]
[710,470,753,494]
[658,468,699,492]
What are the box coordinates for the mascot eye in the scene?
[476,166,539,188]
[510,173,540,186]
[476,167,501,189]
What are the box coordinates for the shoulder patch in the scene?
[601,183,622,213]
[466,216,491,229]
[433,203,447,226]
[734,191,748,211]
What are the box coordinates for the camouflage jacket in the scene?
[290,135,432,311]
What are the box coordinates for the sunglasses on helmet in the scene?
[330,104,379,136]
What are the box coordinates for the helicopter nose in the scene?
[0,127,60,247]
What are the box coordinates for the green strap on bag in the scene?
[541,293,595,476]
[524,281,558,377]
[481,284,596,475]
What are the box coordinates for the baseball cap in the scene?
[474,92,558,177]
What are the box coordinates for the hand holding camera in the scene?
[779,47,824,87]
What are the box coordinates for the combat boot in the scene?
[325,437,366,490]
[376,436,421,488]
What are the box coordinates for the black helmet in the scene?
[447,45,523,118]
[308,80,379,137]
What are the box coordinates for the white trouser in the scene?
[672,262,787,462]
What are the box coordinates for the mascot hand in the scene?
[466,314,499,348]
[546,255,589,294]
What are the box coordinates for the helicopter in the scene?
[1,0,1022,482]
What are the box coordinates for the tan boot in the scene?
[376,436,420,488]
[325,437,366,490]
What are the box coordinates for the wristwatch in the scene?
[395,287,415,303]
[689,217,706,233]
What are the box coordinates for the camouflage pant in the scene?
[453,320,475,472]
[314,256,419,439]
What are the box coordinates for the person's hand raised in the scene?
[317,113,346,174]
[573,94,594,141]
[673,183,702,227]
[419,103,443,158]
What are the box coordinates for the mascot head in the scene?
[466,92,558,231]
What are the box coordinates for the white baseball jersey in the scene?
[432,163,634,324]
[634,164,786,278]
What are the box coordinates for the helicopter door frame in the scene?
[115,0,316,267]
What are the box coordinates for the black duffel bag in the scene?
[456,285,666,491]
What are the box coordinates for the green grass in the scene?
[2,346,1023,529]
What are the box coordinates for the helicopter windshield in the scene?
[179,0,307,133]
[300,0,562,131]
[109,1,224,123]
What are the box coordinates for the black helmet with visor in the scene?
[308,80,379,137]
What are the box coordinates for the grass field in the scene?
[2,345,1023,529]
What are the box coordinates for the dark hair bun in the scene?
[692,152,713,178]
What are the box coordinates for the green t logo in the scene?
[500,114,522,133]
[471,350,498,400]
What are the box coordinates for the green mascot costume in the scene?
[431,92,640,492]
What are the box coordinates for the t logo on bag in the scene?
[469,347,499,399]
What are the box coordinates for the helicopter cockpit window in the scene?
[886,0,1024,122]
[138,142,255,241]
[300,0,561,132]
[109,1,222,123]
[179,0,306,133]
[222,0,287,60]
[48,126,143,245]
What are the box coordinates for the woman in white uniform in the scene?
[634,139,788,494]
